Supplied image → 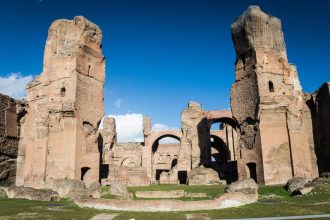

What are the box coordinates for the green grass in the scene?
[0,184,330,220]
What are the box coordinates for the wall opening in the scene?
[88,65,91,76]
[207,117,239,183]
[151,134,180,182]
[81,167,91,181]
[171,158,178,169]
[268,81,274,92]
[60,87,66,97]
[246,162,257,182]
[156,169,169,181]
[178,171,187,184]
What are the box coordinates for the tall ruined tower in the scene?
[230,6,318,184]
[16,16,105,188]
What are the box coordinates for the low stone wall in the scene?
[135,190,185,199]
[75,192,257,212]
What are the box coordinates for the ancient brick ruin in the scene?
[15,16,105,188]
[0,6,329,189]
[100,103,238,186]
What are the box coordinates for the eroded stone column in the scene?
[178,101,209,171]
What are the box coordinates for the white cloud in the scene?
[0,73,33,100]
[113,99,123,108]
[152,123,170,131]
[106,113,144,143]
[152,123,179,131]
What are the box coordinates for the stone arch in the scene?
[149,133,181,183]
[121,157,137,167]
[151,134,181,153]
[206,114,239,183]
[210,135,229,162]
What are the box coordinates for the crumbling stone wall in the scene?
[0,94,24,186]
[16,16,105,188]
[230,6,318,185]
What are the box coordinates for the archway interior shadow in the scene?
[151,134,181,181]
[203,117,239,184]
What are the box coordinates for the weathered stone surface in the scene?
[292,186,314,196]
[179,102,209,170]
[76,191,258,212]
[0,187,8,198]
[225,178,258,194]
[135,190,185,199]
[49,179,101,200]
[231,5,287,60]
[109,182,130,199]
[127,165,150,186]
[159,166,179,185]
[285,177,309,194]
[230,5,318,185]
[51,179,86,198]
[16,16,105,188]
[4,186,60,201]
[188,166,221,185]
[0,93,24,186]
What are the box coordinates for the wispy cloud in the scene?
[113,99,123,108]
[152,123,180,144]
[152,123,178,131]
[0,73,33,100]
[104,113,144,143]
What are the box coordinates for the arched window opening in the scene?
[60,87,66,97]
[81,167,91,181]
[151,134,180,183]
[246,162,257,182]
[268,81,274,92]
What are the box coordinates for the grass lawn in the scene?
[0,184,330,220]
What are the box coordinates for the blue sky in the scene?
[0,0,329,131]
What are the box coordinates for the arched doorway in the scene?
[81,167,91,181]
[151,134,180,182]
[246,162,257,182]
[207,117,239,183]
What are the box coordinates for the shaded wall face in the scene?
[0,94,21,186]
[314,83,330,173]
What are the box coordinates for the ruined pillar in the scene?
[142,116,152,178]
[101,117,117,164]
[177,101,209,172]
[16,16,105,188]
[230,6,317,184]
